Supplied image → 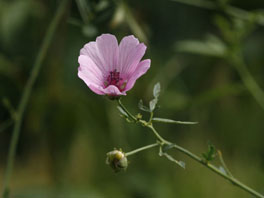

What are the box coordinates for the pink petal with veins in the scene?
[78,34,150,96]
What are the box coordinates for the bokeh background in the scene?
[1,0,264,197]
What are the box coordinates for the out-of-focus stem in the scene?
[172,0,264,26]
[1,1,69,197]
[230,53,264,110]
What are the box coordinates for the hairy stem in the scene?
[146,124,170,144]
[218,150,233,177]
[169,142,264,197]
[149,126,263,198]
[117,98,137,121]
[117,101,264,198]
[125,143,159,157]
[2,1,69,197]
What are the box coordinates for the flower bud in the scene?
[106,149,128,172]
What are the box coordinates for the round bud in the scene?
[106,149,128,172]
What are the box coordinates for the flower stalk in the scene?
[125,142,160,157]
[117,99,264,198]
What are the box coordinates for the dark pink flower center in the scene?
[107,69,121,85]
[104,69,126,91]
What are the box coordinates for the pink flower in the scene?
[78,34,151,96]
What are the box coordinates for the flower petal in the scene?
[78,70,105,95]
[118,35,147,76]
[80,42,106,74]
[124,59,151,92]
[85,82,105,95]
[78,55,104,85]
[103,85,126,96]
[96,34,119,73]
[78,55,106,95]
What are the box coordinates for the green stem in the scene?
[1,1,69,197]
[171,0,263,26]
[117,101,264,198]
[117,99,137,121]
[125,143,159,157]
[148,111,154,123]
[153,128,264,198]
[230,53,264,110]
[218,150,233,177]
[146,124,170,145]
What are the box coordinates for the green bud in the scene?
[106,149,128,172]
[136,113,142,120]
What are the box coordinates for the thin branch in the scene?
[171,0,264,26]
[1,0,69,197]
[118,101,264,198]
[218,150,233,177]
[230,53,264,110]
[125,143,159,157]
[117,99,137,121]
[158,131,264,198]
[161,152,185,169]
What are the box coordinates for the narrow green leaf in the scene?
[152,117,198,125]
[162,153,185,169]
[162,144,175,152]
[138,99,150,112]
[153,82,161,98]
[149,98,158,112]
[175,35,227,58]
[219,166,227,175]
[202,143,216,162]
[117,106,128,117]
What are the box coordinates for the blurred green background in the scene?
[1,0,264,197]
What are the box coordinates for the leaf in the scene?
[82,24,97,37]
[202,143,216,162]
[175,34,227,58]
[149,98,158,112]
[0,0,32,44]
[152,117,198,125]
[162,144,176,152]
[111,2,147,43]
[153,82,161,98]
[138,99,150,112]
[219,166,227,175]
[162,153,185,169]
[117,106,128,117]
